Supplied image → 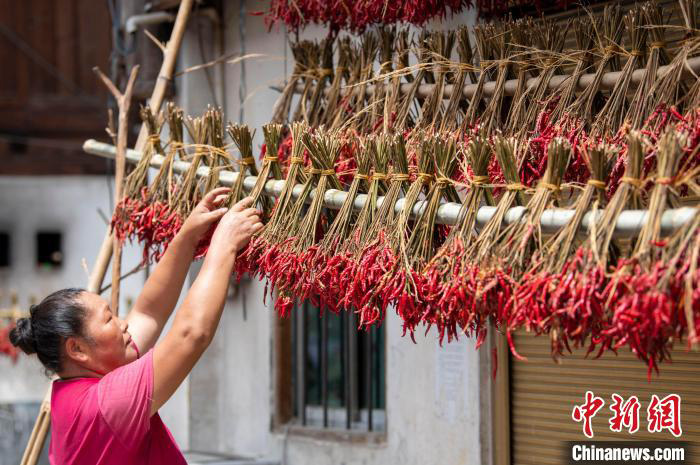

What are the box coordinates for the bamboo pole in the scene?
[94,65,140,316]
[83,138,699,238]
[19,2,194,464]
[281,56,700,101]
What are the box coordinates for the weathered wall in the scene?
[178,3,486,464]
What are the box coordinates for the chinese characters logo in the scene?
[572,391,681,438]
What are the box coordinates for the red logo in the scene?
[572,392,682,438]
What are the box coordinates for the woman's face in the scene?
[76,292,138,374]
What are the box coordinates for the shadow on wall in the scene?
[0,402,49,465]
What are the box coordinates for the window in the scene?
[36,232,62,268]
[286,299,386,432]
[0,232,9,267]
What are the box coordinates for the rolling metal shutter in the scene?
[510,330,700,465]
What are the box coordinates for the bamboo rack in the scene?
[82,138,698,238]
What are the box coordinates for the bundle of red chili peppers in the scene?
[261,0,472,33]
[260,0,580,32]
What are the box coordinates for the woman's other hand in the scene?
[208,197,263,256]
[179,187,231,245]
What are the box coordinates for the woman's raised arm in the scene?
[150,197,262,415]
[126,187,232,353]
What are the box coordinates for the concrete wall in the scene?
[177,3,488,464]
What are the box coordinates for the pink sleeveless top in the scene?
[49,345,186,464]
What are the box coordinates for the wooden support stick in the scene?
[20,1,194,463]
[93,65,140,316]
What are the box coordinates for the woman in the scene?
[10,187,262,464]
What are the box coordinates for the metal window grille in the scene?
[291,299,386,432]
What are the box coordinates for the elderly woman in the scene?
[10,187,262,465]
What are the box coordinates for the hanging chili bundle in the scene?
[460,137,526,343]
[264,128,342,316]
[369,27,396,132]
[627,1,672,129]
[311,133,369,312]
[347,134,412,326]
[565,132,645,361]
[480,22,514,133]
[496,137,571,275]
[175,115,215,259]
[512,141,611,359]
[291,42,323,124]
[549,18,594,125]
[593,5,648,137]
[227,123,260,203]
[382,133,460,336]
[517,17,568,136]
[307,38,335,127]
[245,123,309,285]
[141,103,185,262]
[394,31,430,130]
[111,106,164,259]
[564,4,624,128]
[463,24,496,130]
[175,115,208,217]
[647,0,698,116]
[234,123,284,278]
[337,134,392,324]
[440,26,475,132]
[271,41,309,124]
[422,131,493,345]
[252,124,284,208]
[602,130,683,378]
[503,18,535,135]
[323,38,351,128]
[418,30,455,128]
[262,0,472,34]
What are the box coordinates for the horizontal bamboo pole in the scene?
[279,56,700,101]
[83,138,698,238]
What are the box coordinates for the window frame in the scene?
[272,298,388,442]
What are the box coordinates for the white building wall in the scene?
[177,3,485,464]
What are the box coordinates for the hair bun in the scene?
[9,318,37,355]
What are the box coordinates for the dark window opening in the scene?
[0,232,9,267]
[291,299,386,432]
[36,232,63,268]
[9,140,28,154]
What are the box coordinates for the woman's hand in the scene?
[179,187,231,246]
[208,197,263,256]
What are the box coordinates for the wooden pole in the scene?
[93,65,140,316]
[19,2,193,463]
